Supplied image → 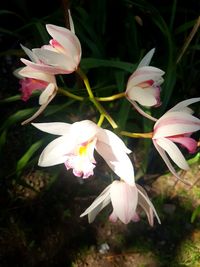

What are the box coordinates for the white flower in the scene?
[80,180,161,225]
[32,120,135,185]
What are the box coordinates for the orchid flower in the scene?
[20,12,81,75]
[125,48,165,121]
[14,63,57,125]
[152,97,200,183]
[80,180,161,225]
[32,120,135,185]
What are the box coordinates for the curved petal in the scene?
[96,141,135,186]
[110,181,138,224]
[156,137,189,170]
[21,89,57,125]
[153,140,191,185]
[80,184,111,223]
[97,128,131,154]
[38,135,75,167]
[20,44,39,63]
[46,24,81,63]
[153,112,200,138]
[32,122,71,135]
[168,97,200,112]
[137,48,155,68]
[39,83,56,105]
[127,86,158,106]
[33,48,76,72]
[168,136,197,153]
[19,66,56,84]
[20,58,70,75]
[136,184,161,225]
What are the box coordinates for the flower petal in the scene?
[21,44,39,63]
[137,48,155,68]
[155,137,189,170]
[168,136,197,153]
[80,184,111,223]
[168,97,200,112]
[32,122,71,135]
[110,181,138,224]
[127,86,158,106]
[153,140,191,185]
[136,184,161,225]
[96,141,135,186]
[39,83,56,105]
[38,135,75,167]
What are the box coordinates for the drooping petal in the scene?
[39,83,56,105]
[155,137,189,170]
[96,141,135,186]
[137,48,155,68]
[136,184,161,226]
[97,128,131,154]
[21,89,57,125]
[110,181,138,224]
[80,184,112,223]
[32,122,71,135]
[153,140,191,185]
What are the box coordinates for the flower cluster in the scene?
[15,10,200,226]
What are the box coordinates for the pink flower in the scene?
[20,15,81,75]
[126,48,164,107]
[152,98,200,182]
[32,120,135,185]
[80,180,160,225]
[14,64,57,125]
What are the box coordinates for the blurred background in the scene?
[0,0,200,266]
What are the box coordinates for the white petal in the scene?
[39,83,56,105]
[97,128,131,154]
[33,48,76,72]
[155,138,189,170]
[19,66,56,84]
[168,97,200,112]
[46,24,81,63]
[136,184,161,225]
[96,141,135,186]
[153,112,200,138]
[38,135,75,167]
[110,181,138,224]
[32,122,71,135]
[80,185,111,221]
[21,44,39,63]
[137,48,155,68]
[68,9,75,33]
[153,140,191,185]
[127,86,158,106]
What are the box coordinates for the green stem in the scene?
[76,68,118,129]
[58,88,84,101]
[96,92,125,101]
[97,114,105,127]
[120,130,153,138]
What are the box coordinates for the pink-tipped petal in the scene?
[168,136,197,153]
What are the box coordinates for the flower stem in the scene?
[58,88,84,101]
[96,92,125,101]
[97,114,105,127]
[76,68,118,129]
[120,131,153,138]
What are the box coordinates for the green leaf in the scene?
[81,58,136,73]
[16,140,43,176]
[191,205,200,223]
